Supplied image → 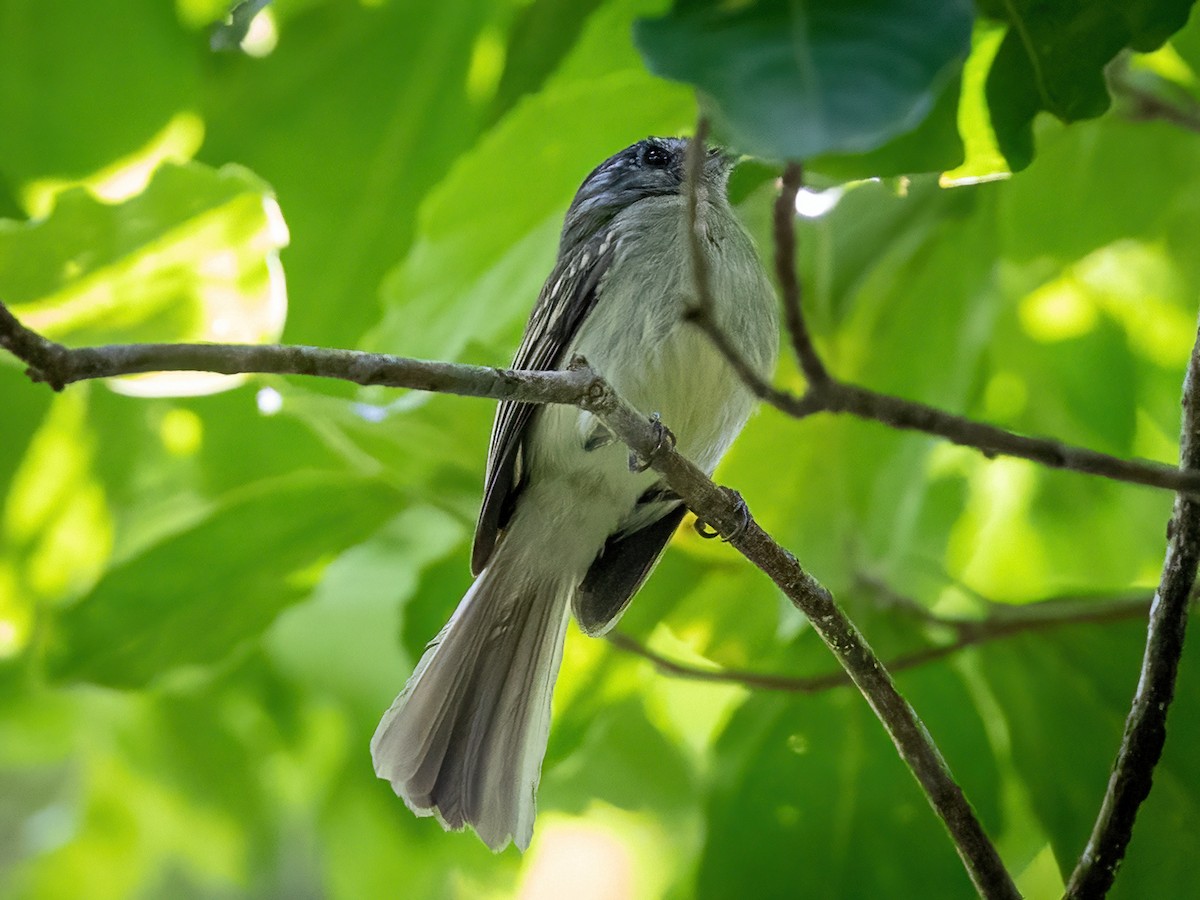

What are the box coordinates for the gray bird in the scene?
[371,136,779,851]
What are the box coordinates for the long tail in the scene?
[370,540,572,851]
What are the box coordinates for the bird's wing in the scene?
[471,229,619,575]
[572,502,686,636]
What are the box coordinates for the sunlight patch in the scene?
[22,112,205,218]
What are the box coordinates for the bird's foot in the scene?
[693,488,750,543]
[629,413,676,473]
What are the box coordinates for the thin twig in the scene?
[817,382,1200,496]
[773,162,829,387]
[1066,313,1200,898]
[608,592,1153,694]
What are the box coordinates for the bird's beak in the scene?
[704,146,740,191]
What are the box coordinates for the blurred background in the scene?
[2,0,1200,897]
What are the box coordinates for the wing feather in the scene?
[471,230,618,575]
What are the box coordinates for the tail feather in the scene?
[371,549,571,851]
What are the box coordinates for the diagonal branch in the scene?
[681,126,1018,900]
[0,291,1018,898]
[1066,313,1200,898]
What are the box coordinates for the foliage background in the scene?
[2,0,1200,897]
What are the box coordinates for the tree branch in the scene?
[1066,313,1200,898]
[681,126,1018,900]
[0,300,601,404]
[773,162,830,388]
[681,168,1200,499]
[0,292,1017,898]
[608,591,1154,694]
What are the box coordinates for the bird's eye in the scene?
[643,145,671,168]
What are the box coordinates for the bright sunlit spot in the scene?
[518,821,635,900]
[256,387,283,416]
[160,408,204,456]
[240,6,278,57]
[262,196,291,249]
[793,185,844,219]
[351,402,388,423]
[0,618,22,659]
[466,28,506,103]
[939,170,1011,187]
[1019,279,1097,342]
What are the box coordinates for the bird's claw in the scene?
[629,413,676,473]
[693,489,750,542]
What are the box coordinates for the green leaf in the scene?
[809,73,967,181]
[487,0,609,121]
[635,0,973,161]
[199,0,498,347]
[984,0,1195,169]
[698,664,995,898]
[2,388,113,611]
[364,8,693,363]
[544,695,698,815]
[998,116,1200,264]
[0,0,200,192]
[47,473,401,688]
[982,620,1200,890]
[0,161,287,397]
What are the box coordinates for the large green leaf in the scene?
[46,473,402,688]
[0,162,283,344]
[0,0,200,193]
[982,621,1200,894]
[364,0,693,363]
[0,161,287,397]
[698,661,998,898]
[635,0,973,161]
[983,0,1196,169]
[199,0,501,347]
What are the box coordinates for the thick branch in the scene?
[1066,315,1200,898]
[609,592,1153,694]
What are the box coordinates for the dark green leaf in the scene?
[635,0,973,160]
[699,665,994,899]
[984,0,1195,169]
[982,620,1200,888]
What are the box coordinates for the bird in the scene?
[371,135,779,851]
